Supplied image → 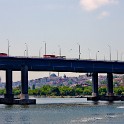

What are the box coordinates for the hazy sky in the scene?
[0,0,124,81]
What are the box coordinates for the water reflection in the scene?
[92,101,99,105]
[0,98,124,124]
[21,105,30,108]
[4,114,13,123]
[19,112,31,124]
[2,105,31,124]
[5,105,13,109]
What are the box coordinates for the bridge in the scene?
[1,56,124,104]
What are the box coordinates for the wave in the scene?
[71,117,103,123]
[117,106,124,108]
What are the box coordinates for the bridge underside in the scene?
[2,65,36,105]
[87,72,124,102]
[2,69,124,104]
[0,57,124,104]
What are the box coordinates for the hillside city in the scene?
[0,73,124,89]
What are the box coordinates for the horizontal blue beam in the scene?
[0,57,124,73]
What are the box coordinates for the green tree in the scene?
[114,86,124,95]
[83,86,92,95]
[75,88,83,95]
[59,86,75,96]
[28,89,34,95]
[33,89,39,95]
[13,89,21,95]
[0,89,5,95]
[40,85,52,96]
[32,84,35,90]
[83,89,92,95]
[99,87,107,95]
[51,87,60,96]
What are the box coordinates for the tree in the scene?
[59,86,75,96]
[114,86,124,95]
[99,87,107,95]
[75,88,83,95]
[28,89,34,95]
[40,85,52,96]
[0,89,5,95]
[51,87,60,96]
[32,84,35,90]
[83,89,92,95]
[13,88,21,95]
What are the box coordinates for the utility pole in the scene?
[43,41,46,55]
[77,43,81,59]
[108,45,111,61]
[25,43,28,57]
[7,39,10,56]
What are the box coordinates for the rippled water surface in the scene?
[1,98,124,124]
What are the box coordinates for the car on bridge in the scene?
[43,55,56,58]
[0,53,8,57]
[43,55,66,59]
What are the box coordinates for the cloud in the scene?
[98,11,110,19]
[80,0,119,11]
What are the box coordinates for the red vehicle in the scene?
[43,55,66,59]
[0,53,8,57]
[43,55,56,58]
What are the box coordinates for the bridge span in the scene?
[1,56,124,104]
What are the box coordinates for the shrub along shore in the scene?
[0,85,124,97]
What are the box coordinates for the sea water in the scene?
[0,98,124,124]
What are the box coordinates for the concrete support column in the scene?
[5,69,14,99]
[107,73,114,96]
[92,72,98,97]
[20,65,29,99]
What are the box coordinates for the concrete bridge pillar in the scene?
[20,65,29,99]
[92,72,98,97]
[4,69,14,99]
[107,73,114,96]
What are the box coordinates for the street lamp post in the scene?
[88,48,91,59]
[77,43,81,59]
[39,47,42,57]
[43,41,46,55]
[24,50,26,56]
[7,39,10,56]
[45,42,46,55]
[96,51,99,60]
[58,45,61,78]
[121,52,123,61]
[104,54,106,61]
[117,50,118,61]
[25,43,28,57]
[69,49,72,58]
[58,45,61,56]
[108,45,111,61]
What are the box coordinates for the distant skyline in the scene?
[0,0,124,81]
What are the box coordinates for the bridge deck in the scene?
[0,57,124,73]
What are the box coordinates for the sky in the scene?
[0,0,124,82]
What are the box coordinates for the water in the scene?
[0,98,124,124]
